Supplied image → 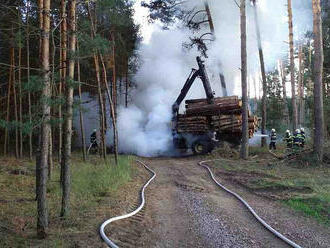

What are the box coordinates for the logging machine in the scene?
[171,56,254,155]
[172,56,218,155]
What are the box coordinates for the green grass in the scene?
[0,155,137,247]
[71,156,133,198]
[285,197,330,226]
[211,157,330,225]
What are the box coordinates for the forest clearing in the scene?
[0,0,329,247]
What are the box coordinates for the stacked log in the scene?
[176,96,259,139]
[176,115,208,133]
[185,96,242,116]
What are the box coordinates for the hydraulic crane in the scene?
[172,57,217,154]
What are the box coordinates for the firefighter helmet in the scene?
[286,129,290,133]
[295,129,300,134]
[271,128,276,132]
[300,127,304,132]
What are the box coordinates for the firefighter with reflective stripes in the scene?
[269,128,277,150]
[293,129,302,148]
[300,127,306,148]
[283,129,293,148]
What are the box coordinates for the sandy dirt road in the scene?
[106,157,329,248]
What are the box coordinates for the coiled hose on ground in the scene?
[199,159,302,248]
[99,160,156,248]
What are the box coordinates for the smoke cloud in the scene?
[74,0,313,156]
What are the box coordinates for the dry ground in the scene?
[1,151,329,247]
[106,155,330,248]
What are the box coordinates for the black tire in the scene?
[192,140,210,155]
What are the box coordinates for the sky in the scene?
[133,0,156,44]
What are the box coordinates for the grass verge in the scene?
[0,154,138,247]
[211,150,330,226]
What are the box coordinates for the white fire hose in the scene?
[198,159,302,248]
[100,160,156,248]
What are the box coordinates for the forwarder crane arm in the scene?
[172,56,214,116]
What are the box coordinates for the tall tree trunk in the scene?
[38,0,44,59]
[61,0,76,217]
[125,58,129,108]
[4,46,14,156]
[77,41,87,161]
[12,43,19,159]
[312,0,325,162]
[240,0,248,159]
[298,45,305,126]
[37,0,51,238]
[252,0,267,147]
[96,55,106,159]
[48,129,53,179]
[27,5,33,160]
[100,55,119,165]
[88,3,106,159]
[59,0,67,165]
[287,0,298,130]
[279,60,290,126]
[204,1,228,98]
[111,31,117,116]
[253,77,258,113]
[18,24,23,158]
[204,1,214,33]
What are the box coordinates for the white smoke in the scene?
[74,0,313,156]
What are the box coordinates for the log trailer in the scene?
[172,57,258,155]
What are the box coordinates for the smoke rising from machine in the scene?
[74,0,312,156]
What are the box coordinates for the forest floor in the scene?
[0,154,148,247]
[1,146,329,247]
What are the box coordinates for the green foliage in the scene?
[71,156,133,198]
[22,75,44,93]
[263,69,287,132]
[285,197,330,226]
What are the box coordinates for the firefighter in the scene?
[283,129,293,148]
[293,129,302,149]
[269,128,277,150]
[87,129,98,154]
[300,127,306,148]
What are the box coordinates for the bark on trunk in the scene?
[312,0,325,162]
[252,1,267,147]
[125,58,129,107]
[288,0,298,130]
[12,42,19,159]
[279,60,290,126]
[18,25,23,158]
[204,1,214,33]
[27,5,33,160]
[77,41,87,161]
[37,0,51,238]
[298,46,304,126]
[59,0,67,165]
[61,0,76,217]
[240,0,248,159]
[111,31,117,117]
[48,128,53,179]
[88,3,106,159]
[100,55,119,165]
[4,45,14,156]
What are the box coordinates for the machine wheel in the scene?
[192,140,210,155]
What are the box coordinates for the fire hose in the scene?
[99,160,156,248]
[198,159,302,248]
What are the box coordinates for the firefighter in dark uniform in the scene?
[300,127,306,148]
[90,129,98,149]
[269,128,277,150]
[283,129,293,148]
[293,129,302,149]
